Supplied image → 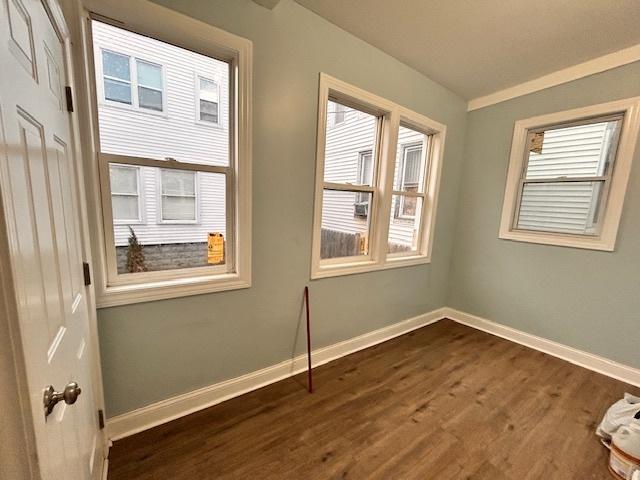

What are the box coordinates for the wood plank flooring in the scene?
[107,320,639,479]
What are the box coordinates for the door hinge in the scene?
[83,262,91,286]
[98,409,105,430]
[65,86,74,112]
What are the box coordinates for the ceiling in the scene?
[294,0,640,100]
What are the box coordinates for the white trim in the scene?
[499,97,640,251]
[70,0,253,307]
[443,308,640,388]
[101,457,109,480]
[468,43,640,111]
[106,306,640,441]
[310,73,446,279]
[106,308,448,440]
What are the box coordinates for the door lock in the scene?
[43,382,82,418]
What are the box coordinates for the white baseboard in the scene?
[443,308,640,388]
[107,306,640,441]
[106,307,448,440]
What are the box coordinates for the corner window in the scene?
[160,169,197,222]
[499,98,640,251]
[198,77,219,124]
[109,165,140,222]
[87,14,251,307]
[311,74,446,278]
[100,49,164,112]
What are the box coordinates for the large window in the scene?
[311,74,446,278]
[499,98,640,251]
[85,9,251,307]
[100,50,164,112]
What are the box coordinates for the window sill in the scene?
[499,229,614,251]
[96,272,250,308]
[311,254,431,280]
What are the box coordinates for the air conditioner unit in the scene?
[354,201,369,218]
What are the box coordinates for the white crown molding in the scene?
[106,306,640,442]
[106,308,448,440]
[468,44,640,111]
[443,308,640,388]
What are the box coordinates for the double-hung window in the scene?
[311,74,446,278]
[160,169,197,223]
[109,165,141,223]
[100,50,164,112]
[499,98,640,251]
[197,77,219,124]
[84,8,251,307]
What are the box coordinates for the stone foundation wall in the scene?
[116,242,210,273]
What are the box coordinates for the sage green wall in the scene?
[98,0,467,417]
[448,62,640,369]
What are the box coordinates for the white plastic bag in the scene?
[597,393,640,441]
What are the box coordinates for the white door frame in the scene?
[0,0,108,477]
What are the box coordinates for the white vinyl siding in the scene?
[515,121,617,235]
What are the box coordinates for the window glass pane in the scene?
[320,189,371,259]
[388,195,422,254]
[323,100,378,185]
[516,181,604,235]
[92,20,230,166]
[137,60,162,89]
[112,195,139,221]
[524,120,621,180]
[110,165,138,194]
[138,86,163,111]
[200,99,219,123]
[104,78,131,104]
[102,50,130,80]
[161,169,195,196]
[113,169,226,273]
[162,196,196,221]
[199,78,218,102]
[394,125,428,193]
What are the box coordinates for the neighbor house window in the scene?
[198,77,219,123]
[499,98,640,251]
[395,144,423,219]
[333,102,346,126]
[100,49,164,112]
[311,74,446,278]
[160,169,197,222]
[88,13,251,307]
[109,165,140,222]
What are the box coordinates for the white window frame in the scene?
[157,169,199,224]
[499,97,640,251]
[72,0,252,307]
[110,164,143,224]
[196,75,220,125]
[355,150,372,207]
[311,73,446,279]
[98,47,167,114]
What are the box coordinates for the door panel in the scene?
[0,0,103,478]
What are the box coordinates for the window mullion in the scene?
[373,109,400,266]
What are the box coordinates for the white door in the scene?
[0,0,103,479]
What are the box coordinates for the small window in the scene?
[499,98,640,251]
[355,151,372,217]
[109,165,140,222]
[100,49,164,112]
[102,50,131,105]
[160,169,197,222]
[136,60,163,111]
[198,77,219,123]
[312,74,446,278]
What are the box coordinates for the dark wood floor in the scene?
[108,320,638,479]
